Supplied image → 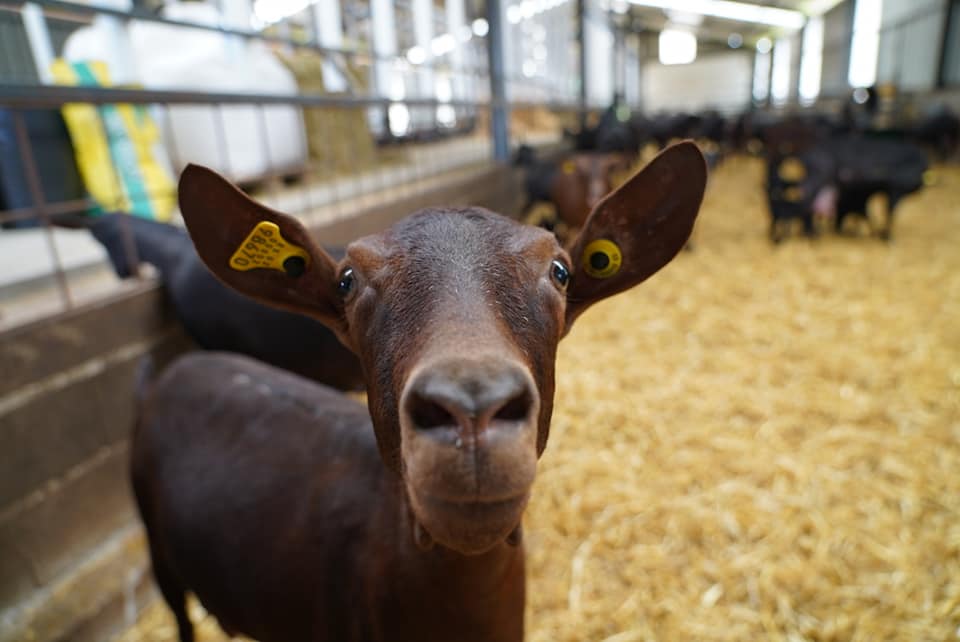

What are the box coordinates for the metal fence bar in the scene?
[254,103,281,204]
[0,0,592,332]
[212,104,234,180]
[0,197,90,225]
[160,103,183,172]
[576,0,588,131]
[0,0,494,78]
[11,109,72,308]
[486,0,509,163]
[0,83,586,113]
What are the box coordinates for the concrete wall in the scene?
[642,51,754,114]
[0,287,188,642]
[877,0,948,91]
[945,1,960,86]
[0,162,525,642]
[815,0,954,97]
[821,0,854,97]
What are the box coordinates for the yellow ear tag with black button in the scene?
[778,157,807,182]
[582,239,622,279]
[229,221,310,277]
[783,186,805,202]
[562,160,576,175]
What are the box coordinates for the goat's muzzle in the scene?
[399,357,539,554]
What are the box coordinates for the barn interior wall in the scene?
[820,0,855,97]
[877,0,948,91]
[641,51,754,114]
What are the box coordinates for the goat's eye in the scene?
[550,260,570,289]
[338,268,355,297]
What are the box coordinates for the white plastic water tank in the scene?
[64,1,307,184]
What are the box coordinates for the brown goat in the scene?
[131,142,707,642]
[553,152,635,227]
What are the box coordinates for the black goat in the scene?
[90,214,364,390]
[766,137,928,242]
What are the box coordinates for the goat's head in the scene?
[178,142,706,555]
[553,153,638,230]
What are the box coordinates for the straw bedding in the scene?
[119,155,960,642]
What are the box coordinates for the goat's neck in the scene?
[363,474,526,639]
[387,476,524,587]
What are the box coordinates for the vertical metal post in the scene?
[624,33,641,109]
[446,0,467,124]
[313,0,348,92]
[94,0,138,84]
[936,0,955,88]
[613,14,625,103]
[221,0,251,64]
[767,45,775,108]
[21,3,55,84]
[486,0,509,162]
[13,111,73,310]
[412,0,435,132]
[576,0,587,130]
[370,0,399,137]
[412,0,434,94]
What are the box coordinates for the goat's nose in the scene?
[403,361,537,440]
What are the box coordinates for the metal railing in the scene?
[0,89,519,326]
[0,0,597,329]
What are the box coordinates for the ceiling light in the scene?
[628,0,805,30]
[472,18,489,37]
[406,46,427,65]
[659,28,697,65]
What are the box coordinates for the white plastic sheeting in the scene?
[64,1,307,184]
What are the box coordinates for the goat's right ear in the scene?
[178,164,345,333]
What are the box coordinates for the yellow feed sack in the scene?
[50,60,175,220]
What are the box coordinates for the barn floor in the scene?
[116,155,960,641]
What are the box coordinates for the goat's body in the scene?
[766,137,927,242]
[132,353,524,642]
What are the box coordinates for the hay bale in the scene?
[512,106,563,139]
[275,50,382,173]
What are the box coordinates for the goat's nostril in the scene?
[493,391,533,423]
[408,393,457,431]
[405,363,537,436]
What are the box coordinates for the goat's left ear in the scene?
[564,141,706,331]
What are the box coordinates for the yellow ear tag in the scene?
[229,221,310,277]
[582,239,622,279]
[778,157,807,182]
[783,186,805,202]
[562,160,577,175]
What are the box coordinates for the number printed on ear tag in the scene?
[229,221,309,276]
[582,239,622,279]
